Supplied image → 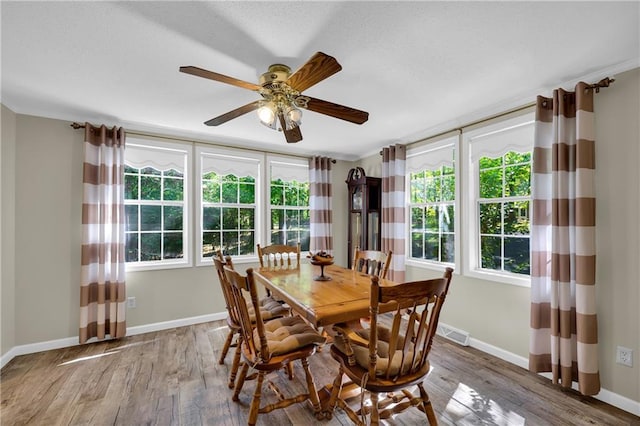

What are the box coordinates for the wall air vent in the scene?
[437,323,470,346]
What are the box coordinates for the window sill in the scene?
[126,259,191,272]
[405,258,455,273]
[464,267,531,287]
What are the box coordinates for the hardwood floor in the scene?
[1,320,638,425]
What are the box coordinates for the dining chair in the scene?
[352,246,392,279]
[223,265,326,426]
[326,268,454,425]
[213,252,288,388]
[257,243,301,269]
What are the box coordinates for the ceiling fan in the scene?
[179,52,369,143]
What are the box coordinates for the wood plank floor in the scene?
[1,320,638,425]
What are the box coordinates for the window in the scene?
[464,113,534,285]
[196,147,261,263]
[268,157,310,251]
[124,139,191,270]
[406,137,457,266]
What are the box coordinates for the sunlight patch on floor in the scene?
[58,350,120,366]
[445,382,525,425]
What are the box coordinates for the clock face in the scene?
[352,187,362,210]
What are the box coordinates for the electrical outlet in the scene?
[616,346,633,367]
[127,296,137,309]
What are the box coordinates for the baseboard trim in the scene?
[451,326,640,417]
[0,312,227,369]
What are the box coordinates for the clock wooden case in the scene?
[346,167,382,267]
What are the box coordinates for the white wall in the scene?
[1,105,17,355]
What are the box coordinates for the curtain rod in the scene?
[70,122,336,163]
[379,76,615,155]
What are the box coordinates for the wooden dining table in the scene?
[253,262,396,328]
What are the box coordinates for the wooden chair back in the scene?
[257,243,301,269]
[223,266,269,361]
[213,253,240,329]
[352,246,392,279]
[369,267,453,380]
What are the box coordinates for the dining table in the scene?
[253,262,396,329]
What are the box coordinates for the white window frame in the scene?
[405,135,460,273]
[124,137,192,272]
[462,113,534,287]
[195,145,262,266]
[265,155,310,251]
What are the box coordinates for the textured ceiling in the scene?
[2,1,639,160]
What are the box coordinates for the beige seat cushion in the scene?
[333,326,420,377]
[246,296,289,321]
[253,316,326,357]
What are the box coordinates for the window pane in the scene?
[203,207,221,230]
[164,206,183,231]
[442,234,455,263]
[140,233,161,261]
[140,176,161,200]
[271,229,284,245]
[424,233,439,260]
[300,230,310,251]
[442,175,455,201]
[202,232,220,258]
[125,175,138,200]
[239,183,255,204]
[425,206,438,232]
[164,178,183,201]
[125,205,138,231]
[222,207,238,229]
[164,169,183,178]
[505,164,531,197]
[479,168,503,198]
[411,232,424,258]
[411,207,424,230]
[285,185,297,205]
[425,177,440,202]
[163,233,183,259]
[239,208,254,230]
[271,209,284,231]
[203,181,220,203]
[480,203,501,234]
[441,204,455,232]
[126,234,138,262]
[481,235,501,270]
[223,231,239,255]
[410,175,425,203]
[505,151,531,165]
[222,178,238,203]
[271,183,284,205]
[125,165,139,174]
[300,209,310,228]
[504,237,530,274]
[299,184,309,206]
[140,206,162,231]
[504,201,529,235]
[286,209,298,228]
[239,231,254,255]
[479,157,502,169]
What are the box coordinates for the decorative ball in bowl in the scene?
[307,251,334,281]
[307,251,334,266]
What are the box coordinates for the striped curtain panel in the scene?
[530,83,600,395]
[80,123,127,344]
[309,156,333,254]
[381,145,406,282]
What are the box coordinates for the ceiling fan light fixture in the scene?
[286,106,302,126]
[257,102,276,125]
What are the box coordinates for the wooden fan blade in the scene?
[285,52,342,93]
[180,66,261,91]
[204,101,261,126]
[303,97,369,124]
[278,113,303,143]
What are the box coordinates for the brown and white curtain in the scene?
[80,123,127,344]
[309,156,333,254]
[381,145,406,282]
[530,83,600,395]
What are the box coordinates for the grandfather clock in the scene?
[346,167,382,266]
